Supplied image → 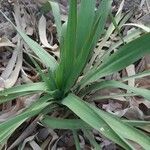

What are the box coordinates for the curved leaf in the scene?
[89,104,150,150]
[0,11,58,71]
[0,82,47,96]
[0,91,35,104]
[80,33,150,87]
[49,1,62,41]
[42,116,90,130]
[62,94,134,150]
[0,95,53,144]
[55,0,77,90]
[75,0,96,56]
[83,80,150,101]
[61,0,112,92]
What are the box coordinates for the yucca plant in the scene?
[1,0,150,149]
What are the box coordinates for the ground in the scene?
[0,0,150,150]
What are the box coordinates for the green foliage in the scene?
[79,33,150,87]
[0,0,150,149]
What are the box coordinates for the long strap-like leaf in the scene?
[0,95,53,144]
[62,94,150,149]
[49,1,62,41]
[80,33,150,88]
[0,11,58,71]
[0,82,47,96]
[63,0,112,93]
[82,80,150,102]
[62,94,135,150]
[55,0,77,90]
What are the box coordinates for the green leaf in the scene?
[86,4,128,70]
[42,116,90,130]
[83,80,150,101]
[48,1,62,41]
[73,130,81,150]
[0,91,35,104]
[75,0,96,56]
[99,27,142,65]
[55,0,77,90]
[0,82,58,104]
[62,94,134,150]
[0,95,53,144]
[62,0,112,92]
[40,1,51,14]
[0,10,58,71]
[123,120,150,127]
[63,94,150,149]
[109,12,124,43]
[0,82,47,96]
[92,93,137,101]
[123,120,150,133]
[80,33,150,87]
[92,0,112,47]
[83,130,101,150]
[28,55,56,91]
[89,104,150,150]
[122,70,150,81]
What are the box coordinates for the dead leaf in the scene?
[0,77,5,91]
[41,136,52,150]
[126,64,135,87]
[38,15,58,50]
[115,106,144,119]
[139,101,150,115]
[144,55,150,69]
[19,134,37,150]
[138,124,150,133]
[0,37,15,47]
[29,140,42,150]
[0,100,24,123]
[37,128,50,142]
[4,44,23,88]
[26,26,34,36]
[1,50,18,80]
[36,0,47,5]
[47,129,58,150]
[8,116,40,150]
[102,101,122,113]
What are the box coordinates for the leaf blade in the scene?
[0,82,47,96]
[80,33,150,87]
[42,116,90,130]
[85,80,150,102]
[0,95,53,144]
[62,94,134,150]
[0,10,58,71]
[49,1,62,41]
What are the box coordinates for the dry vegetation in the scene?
[0,0,150,149]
